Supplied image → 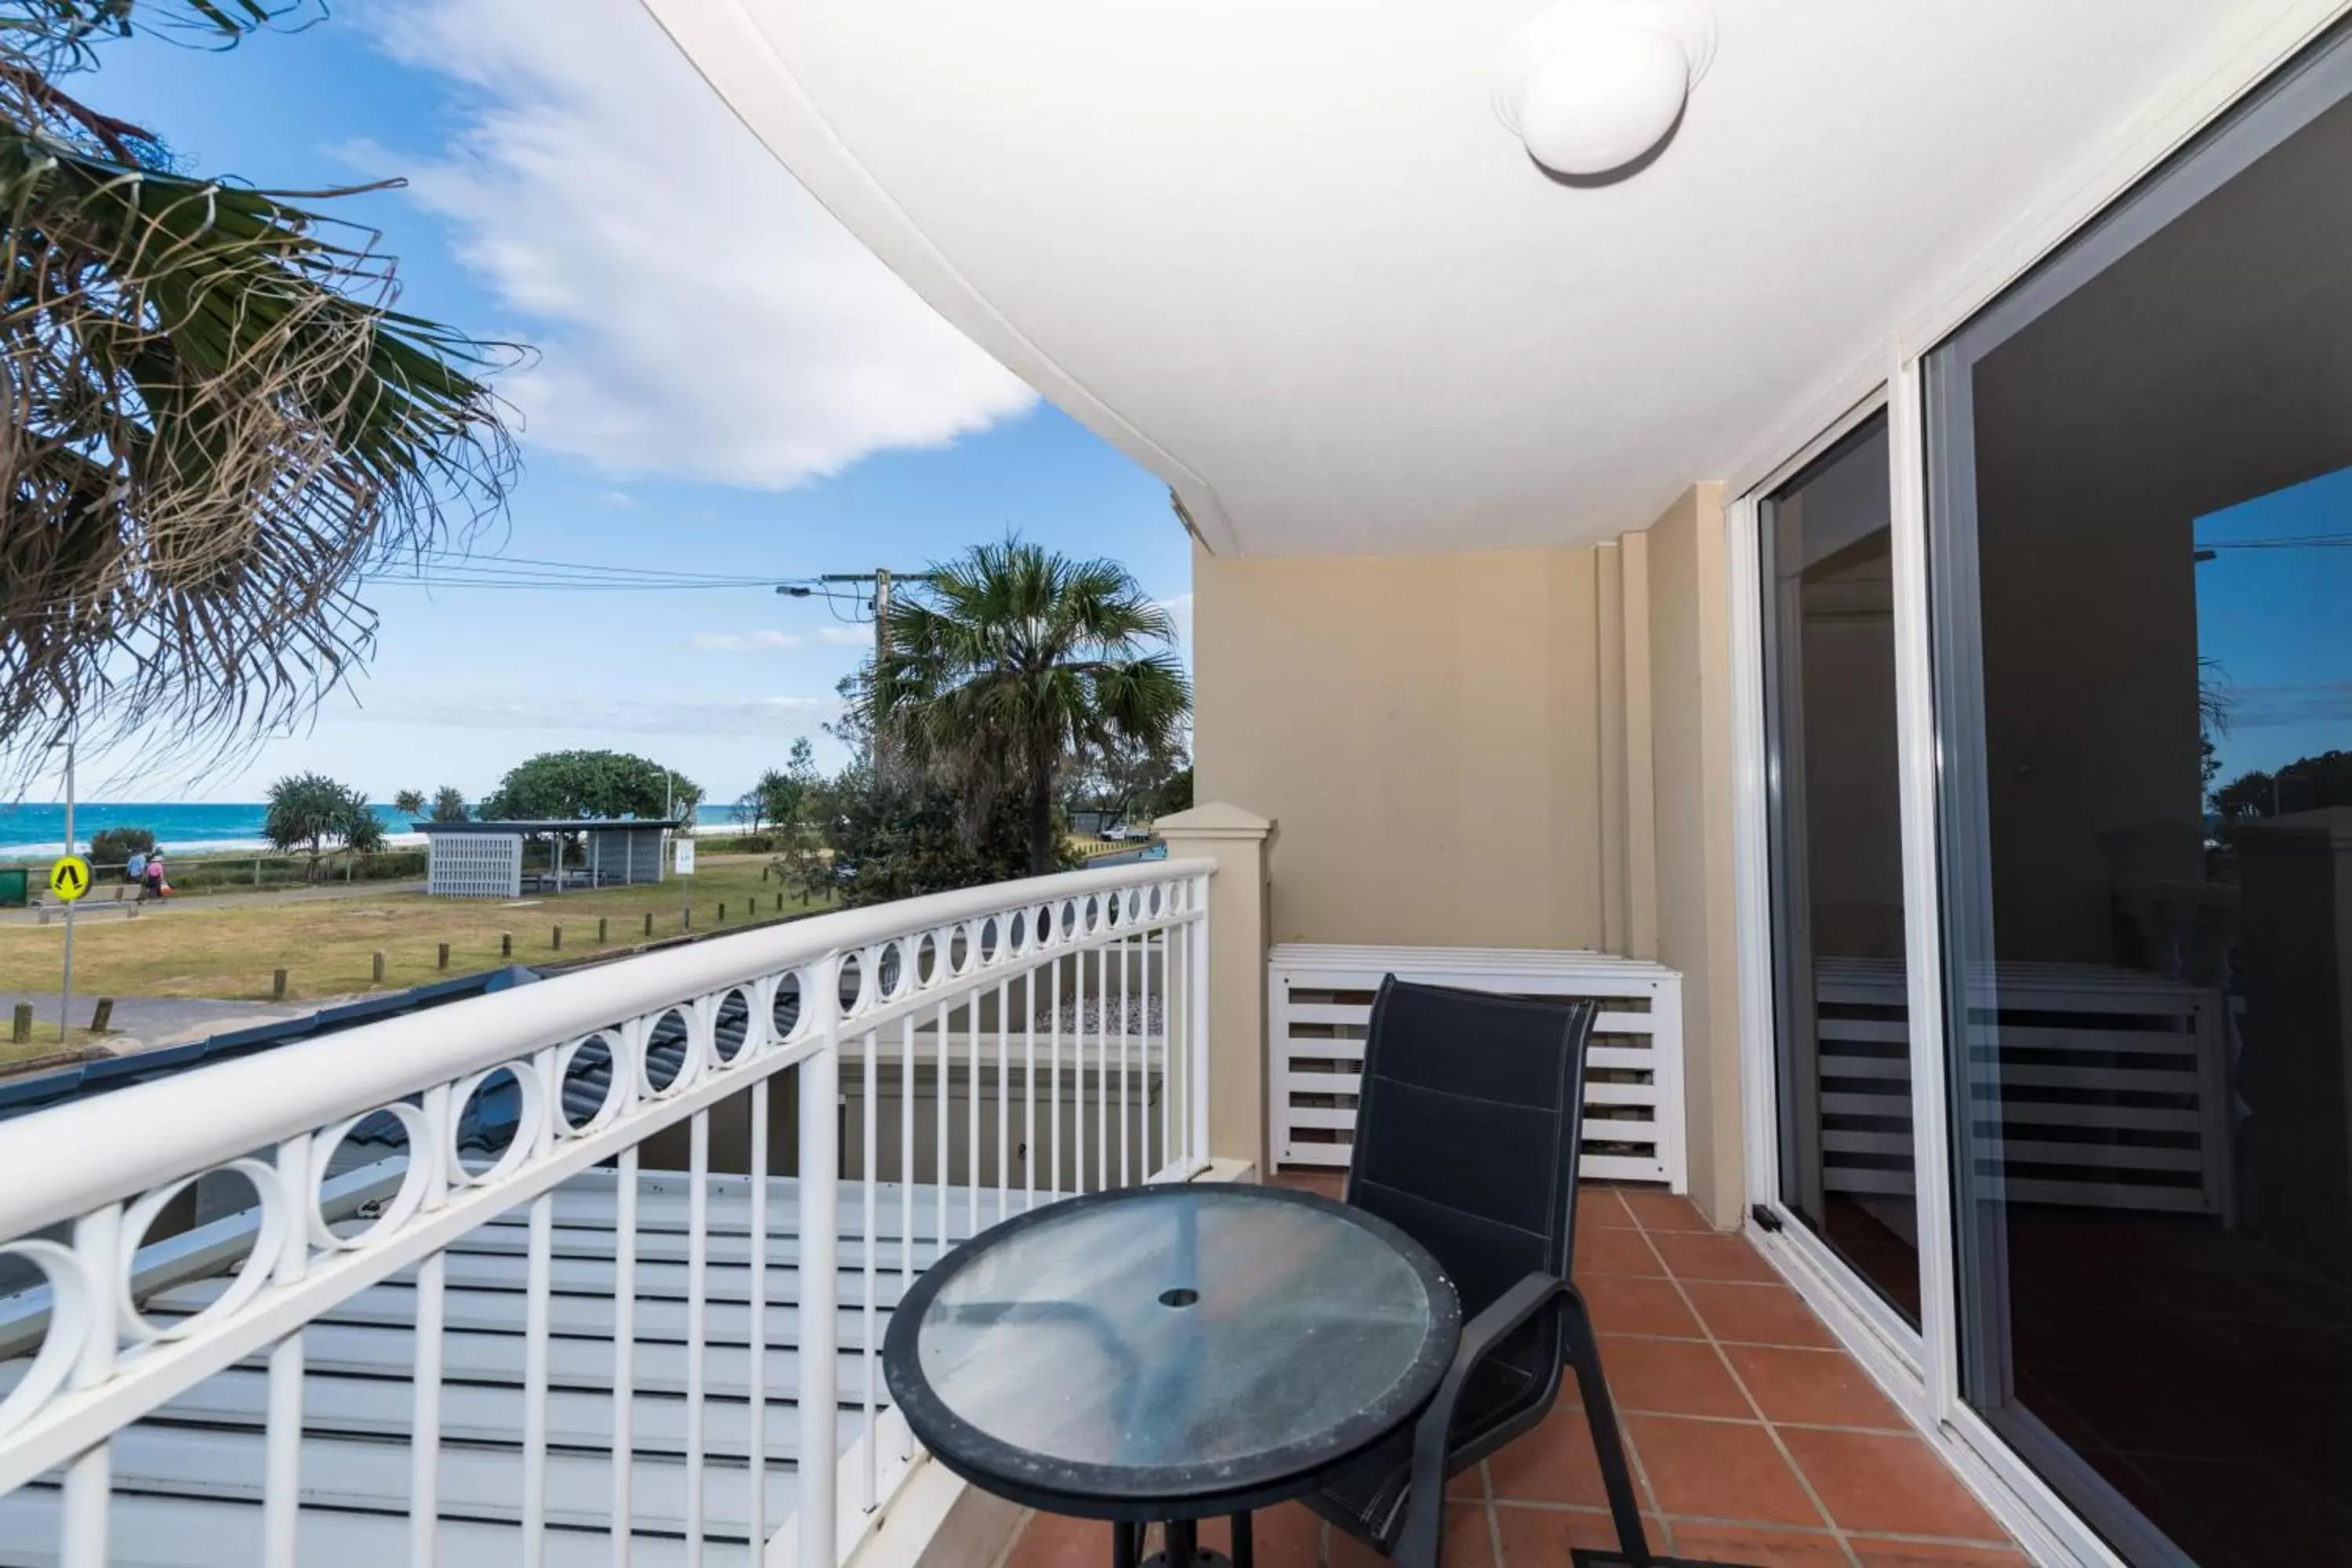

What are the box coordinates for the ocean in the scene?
[0,801,754,858]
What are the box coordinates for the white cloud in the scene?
[691,630,804,652]
[366,0,1037,488]
[599,490,633,509]
[815,625,874,647]
[351,690,840,736]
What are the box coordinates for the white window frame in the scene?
[1723,9,2352,1563]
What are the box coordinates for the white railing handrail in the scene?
[0,856,1214,1241]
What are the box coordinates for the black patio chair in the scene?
[1298,975,1704,1568]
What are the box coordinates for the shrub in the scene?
[90,826,156,869]
[822,769,1076,908]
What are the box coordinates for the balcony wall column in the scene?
[1156,803,1275,1175]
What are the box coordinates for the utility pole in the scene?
[56,730,74,1045]
[782,569,941,775]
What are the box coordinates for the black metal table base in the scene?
[1113,1515,1250,1568]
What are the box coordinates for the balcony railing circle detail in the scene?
[771,969,806,1041]
[449,1060,549,1185]
[0,1239,87,1439]
[713,988,754,1064]
[116,1157,288,1344]
[556,1031,626,1134]
[839,949,869,1018]
[307,1102,435,1250]
[638,1009,694,1098]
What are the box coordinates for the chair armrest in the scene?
[1392,1272,1570,1568]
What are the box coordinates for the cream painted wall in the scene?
[1193,485,1746,1225]
[1644,485,1745,1229]
[1192,541,1657,953]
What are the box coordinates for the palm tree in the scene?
[876,540,1189,876]
[391,788,426,818]
[1,2,517,771]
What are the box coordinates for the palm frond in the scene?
[873,537,1190,872]
[0,5,521,772]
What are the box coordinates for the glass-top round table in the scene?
[882,1182,1460,1553]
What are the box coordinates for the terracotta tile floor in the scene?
[999,1181,2027,1568]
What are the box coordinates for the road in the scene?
[0,992,318,1055]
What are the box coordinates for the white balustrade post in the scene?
[799,955,842,1568]
[59,1203,120,1568]
[1156,804,1270,1175]
[263,1134,312,1568]
[1189,877,1212,1169]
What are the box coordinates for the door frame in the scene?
[1726,8,2352,1563]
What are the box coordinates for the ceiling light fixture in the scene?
[1494,0,1716,178]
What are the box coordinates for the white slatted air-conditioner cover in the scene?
[1269,945,1686,1192]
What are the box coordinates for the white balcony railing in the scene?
[0,858,1214,1568]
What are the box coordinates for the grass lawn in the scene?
[0,855,833,1003]
[1,1028,114,1070]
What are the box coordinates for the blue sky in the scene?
[2197,467,2352,786]
[53,0,1188,805]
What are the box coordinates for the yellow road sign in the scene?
[49,855,91,903]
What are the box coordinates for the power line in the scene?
[2198,533,2352,550]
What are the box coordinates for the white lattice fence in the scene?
[1269,945,1686,1191]
[424,834,521,899]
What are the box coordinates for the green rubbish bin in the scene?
[0,867,26,909]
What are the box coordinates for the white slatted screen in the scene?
[1269,945,1687,1191]
[1815,958,2234,1219]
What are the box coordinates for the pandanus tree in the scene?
[0,1,517,772]
[875,539,1190,876]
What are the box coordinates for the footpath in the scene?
[0,878,426,928]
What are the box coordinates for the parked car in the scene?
[1100,823,1134,841]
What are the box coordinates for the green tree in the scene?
[742,738,822,837]
[820,767,1073,908]
[1155,765,1194,818]
[391,789,426,818]
[2215,749,2352,822]
[262,772,382,878]
[0,2,517,770]
[877,541,1189,875]
[89,825,154,868]
[429,786,469,823]
[479,750,702,824]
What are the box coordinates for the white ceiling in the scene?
[646,0,2281,555]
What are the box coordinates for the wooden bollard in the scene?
[272,969,288,1001]
[372,950,386,984]
[718,902,726,922]
[776,892,784,913]
[500,931,513,958]
[552,924,563,951]
[10,1003,30,1044]
[90,997,114,1033]
[597,916,608,944]
[643,911,654,938]
[437,942,450,970]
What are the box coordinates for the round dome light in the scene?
[1494,1,1716,179]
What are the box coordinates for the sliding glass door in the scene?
[1926,27,2352,1566]
[1761,411,1921,1328]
